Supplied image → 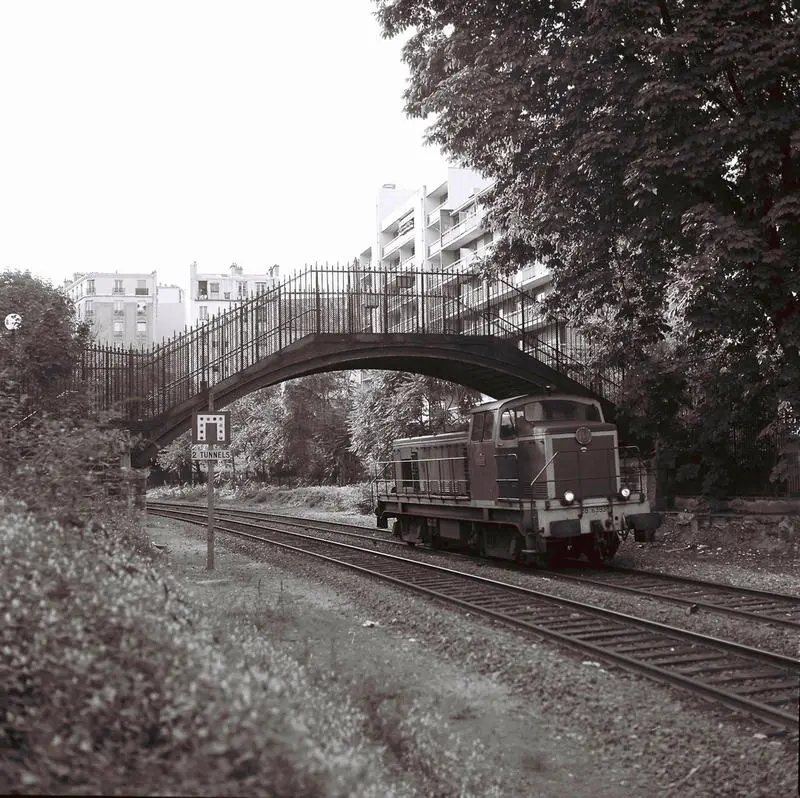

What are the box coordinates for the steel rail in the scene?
[150,504,800,730]
[547,565,800,630]
[149,501,800,629]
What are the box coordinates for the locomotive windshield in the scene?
[523,400,601,424]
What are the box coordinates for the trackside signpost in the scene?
[192,408,232,570]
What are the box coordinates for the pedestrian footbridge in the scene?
[74,266,616,466]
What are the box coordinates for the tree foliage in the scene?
[0,270,137,524]
[0,269,91,418]
[376,0,799,490]
[155,432,200,483]
[347,371,479,469]
[229,386,289,482]
[283,373,364,485]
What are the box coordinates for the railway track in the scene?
[149,501,800,731]
[149,501,800,630]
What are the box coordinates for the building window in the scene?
[199,306,208,321]
[85,300,94,316]
[135,279,149,296]
[255,282,266,294]
[113,279,125,295]
[398,213,414,235]
[113,320,124,336]
[238,281,247,298]
[198,280,208,299]
[136,320,146,335]
[113,300,124,316]
[210,282,220,295]
[86,279,96,295]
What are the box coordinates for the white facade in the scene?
[66,271,158,347]
[188,262,280,327]
[357,167,558,342]
[155,285,187,342]
[359,168,550,287]
[65,272,187,346]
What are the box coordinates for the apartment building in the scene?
[66,271,158,347]
[356,167,563,349]
[65,272,187,347]
[188,261,280,327]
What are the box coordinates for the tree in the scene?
[0,270,136,523]
[229,386,289,482]
[0,269,91,418]
[376,1,799,490]
[155,432,200,484]
[283,373,365,485]
[348,371,479,472]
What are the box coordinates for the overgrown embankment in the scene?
[4,429,505,796]
[1,502,417,795]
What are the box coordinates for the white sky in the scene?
[0,0,449,293]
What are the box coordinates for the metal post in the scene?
[207,391,215,571]
[315,270,321,333]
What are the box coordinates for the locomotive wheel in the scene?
[588,531,618,564]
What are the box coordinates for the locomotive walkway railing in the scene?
[72,264,618,423]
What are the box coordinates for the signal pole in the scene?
[191,405,231,572]
[207,393,215,571]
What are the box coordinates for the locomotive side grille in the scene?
[552,434,616,499]
[532,481,549,499]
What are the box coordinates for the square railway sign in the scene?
[192,412,232,445]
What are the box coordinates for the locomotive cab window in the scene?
[514,409,535,437]
[524,400,602,423]
[482,412,495,440]
[499,409,516,440]
[470,412,485,442]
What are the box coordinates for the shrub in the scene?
[0,504,410,796]
[2,415,141,529]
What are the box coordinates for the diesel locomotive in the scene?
[374,393,661,567]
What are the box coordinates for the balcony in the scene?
[398,254,416,270]
[440,207,483,249]
[513,262,552,290]
[135,287,150,296]
[426,201,448,227]
[443,245,491,275]
[112,288,125,295]
[428,239,442,257]
[381,227,415,258]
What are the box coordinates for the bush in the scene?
[0,504,411,796]
[2,415,142,529]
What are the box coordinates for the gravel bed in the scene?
[162,513,798,798]
[204,503,800,660]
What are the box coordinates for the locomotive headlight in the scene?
[562,490,575,505]
[619,487,631,500]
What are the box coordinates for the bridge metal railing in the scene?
[72,264,618,422]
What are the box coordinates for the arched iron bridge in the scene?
[72,265,617,466]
